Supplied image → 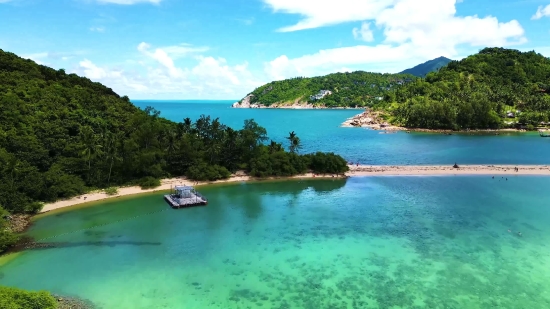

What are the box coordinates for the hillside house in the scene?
[310,90,332,100]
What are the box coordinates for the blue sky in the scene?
[1,0,550,100]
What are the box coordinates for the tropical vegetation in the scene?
[0,49,349,254]
[245,71,416,107]
[0,286,57,309]
[385,48,550,130]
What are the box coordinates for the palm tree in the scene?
[182,117,192,134]
[80,126,103,181]
[268,140,283,154]
[286,131,301,153]
[104,131,123,185]
[6,155,20,190]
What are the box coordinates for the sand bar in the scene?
[40,165,550,213]
[348,164,550,176]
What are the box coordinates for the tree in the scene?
[286,131,301,154]
[79,126,103,182]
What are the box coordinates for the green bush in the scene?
[0,286,57,309]
[104,187,118,195]
[0,206,19,254]
[249,148,309,178]
[306,152,349,174]
[137,176,161,189]
[186,163,231,181]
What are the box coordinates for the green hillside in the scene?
[0,49,348,254]
[385,48,550,130]
[400,56,452,77]
[244,71,417,107]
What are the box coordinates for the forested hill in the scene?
[242,71,416,107]
[0,48,146,213]
[399,56,452,77]
[0,48,348,253]
[386,48,550,130]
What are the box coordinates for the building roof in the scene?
[175,185,194,190]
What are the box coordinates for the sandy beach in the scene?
[348,164,550,176]
[40,165,550,213]
[40,172,338,213]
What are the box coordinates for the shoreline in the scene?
[348,164,550,176]
[40,165,550,214]
[339,109,542,133]
[39,172,343,213]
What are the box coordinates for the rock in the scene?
[232,94,257,108]
[53,294,95,309]
[6,214,31,233]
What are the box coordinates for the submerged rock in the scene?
[53,294,95,309]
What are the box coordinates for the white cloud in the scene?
[72,43,262,99]
[21,51,81,65]
[264,0,527,80]
[96,0,161,4]
[79,59,122,79]
[21,52,48,65]
[90,27,106,32]
[236,18,255,25]
[352,22,374,42]
[532,4,550,20]
[264,0,394,32]
[161,44,210,59]
[137,42,184,78]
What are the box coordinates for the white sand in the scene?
[40,165,550,213]
[348,164,550,176]
[40,172,339,213]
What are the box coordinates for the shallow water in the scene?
[132,101,550,165]
[2,176,550,309]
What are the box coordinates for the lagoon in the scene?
[2,177,550,308]
[2,101,550,309]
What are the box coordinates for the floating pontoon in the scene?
[164,185,207,209]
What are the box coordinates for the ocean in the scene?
[131,101,550,165]
[1,101,550,309]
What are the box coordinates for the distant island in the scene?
[232,71,417,109]
[399,56,452,77]
[347,48,550,131]
[231,56,452,109]
[235,48,550,132]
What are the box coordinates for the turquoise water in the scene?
[2,177,550,308]
[2,101,550,308]
[132,101,550,165]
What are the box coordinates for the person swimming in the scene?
[518,232,522,237]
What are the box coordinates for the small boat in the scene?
[539,130,550,137]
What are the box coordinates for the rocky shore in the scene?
[231,94,361,109]
[5,214,32,233]
[341,109,530,134]
[341,108,402,130]
[53,294,95,309]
